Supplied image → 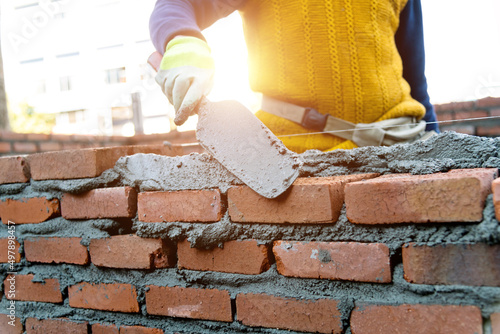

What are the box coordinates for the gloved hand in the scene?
[155,36,215,126]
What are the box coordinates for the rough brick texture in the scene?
[273,241,391,283]
[228,174,378,224]
[138,189,223,222]
[0,316,22,334]
[24,237,89,265]
[0,197,60,224]
[0,156,30,184]
[4,274,62,303]
[492,313,500,334]
[25,318,88,334]
[351,304,483,334]
[91,324,119,334]
[61,186,137,219]
[89,235,174,269]
[120,326,164,334]
[92,324,164,334]
[177,239,270,274]
[69,282,139,313]
[403,243,500,286]
[345,168,498,224]
[236,293,342,334]
[29,147,128,180]
[493,178,500,221]
[0,238,21,263]
[28,145,182,180]
[146,285,232,322]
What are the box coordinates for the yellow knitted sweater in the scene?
[240,0,425,152]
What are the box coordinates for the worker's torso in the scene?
[240,0,424,124]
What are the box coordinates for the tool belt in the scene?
[261,95,434,147]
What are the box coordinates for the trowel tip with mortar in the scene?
[196,97,302,198]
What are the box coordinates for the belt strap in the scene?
[261,95,429,147]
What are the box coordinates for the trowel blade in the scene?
[196,98,302,198]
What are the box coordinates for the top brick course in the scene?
[29,145,182,180]
[345,168,498,224]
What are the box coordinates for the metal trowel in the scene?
[148,52,301,198]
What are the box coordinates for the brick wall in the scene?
[1,96,499,159]
[0,133,499,333]
[435,96,500,137]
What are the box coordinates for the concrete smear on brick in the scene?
[1,131,500,333]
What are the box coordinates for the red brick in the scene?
[91,324,164,334]
[138,189,223,223]
[477,96,500,108]
[12,142,37,153]
[236,293,342,334]
[91,323,119,334]
[0,132,26,140]
[455,109,489,120]
[403,243,500,286]
[24,237,89,265]
[61,187,137,219]
[26,133,50,141]
[128,144,183,156]
[436,112,454,122]
[25,318,88,334]
[0,141,11,153]
[0,197,60,224]
[491,108,500,117]
[345,168,497,224]
[68,282,139,313]
[39,142,62,152]
[0,316,22,334]
[492,313,500,334]
[477,126,500,137]
[120,325,164,334]
[4,274,62,303]
[89,235,174,269]
[228,174,379,224]
[177,239,270,274]
[62,143,85,150]
[493,178,500,221]
[434,101,475,112]
[50,133,74,141]
[146,285,232,322]
[29,145,182,180]
[0,238,21,263]
[351,304,482,334]
[273,241,391,283]
[0,156,30,184]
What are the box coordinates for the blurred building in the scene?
[1,0,174,136]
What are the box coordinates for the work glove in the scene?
[155,36,215,126]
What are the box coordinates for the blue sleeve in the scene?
[395,0,440,132]
[149,0,245,54]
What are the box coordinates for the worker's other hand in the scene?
[156,36,215,126]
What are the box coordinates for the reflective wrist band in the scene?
[160,36,215,70]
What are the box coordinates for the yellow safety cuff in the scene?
[160,36,215,70]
